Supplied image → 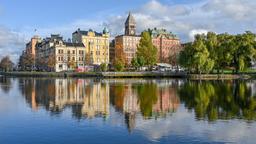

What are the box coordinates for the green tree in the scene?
[114,58,125,72]
[215,33,235,73]
[232,31,256,72]
[179,34,213,74]
[137,31,158,68]
[100,63,108,72]
[131,58,139,70]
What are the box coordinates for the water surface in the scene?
[0,77,256,144]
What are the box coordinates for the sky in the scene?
[0,0,256,62]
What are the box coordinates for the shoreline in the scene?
[0,71,253,80]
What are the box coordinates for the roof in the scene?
[125,12,136,25]
[64,42,84,47]
[115,34,141,38]
[151,28,179,39]
[73,29,104,37]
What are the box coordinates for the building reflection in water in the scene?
[19,78,109,119]
[109,79,180,132]
[19,78,180,132]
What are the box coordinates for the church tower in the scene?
[125,12,136,36]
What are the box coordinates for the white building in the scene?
[36,34,86,72]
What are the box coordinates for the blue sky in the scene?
[0,0,201,30]
[0,0,255,61]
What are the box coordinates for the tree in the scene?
[137,31,158,68]
[47,54,56,71]
[215,33,235,73]
[0,56,13,72]
[114,45,126,72]
[19,52,35,71]
[179,34,213,74]
[68,59,76,70]
[100,63,108,72]
[85,52,91,65]
[179,31,256,74]
[232,31,256,72]
[131,58,139,70]
[168,52,178,69]
[114,58,125,72]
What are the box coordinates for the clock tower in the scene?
[125,12,136,36]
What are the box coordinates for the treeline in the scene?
[179,31,256,74]
[179,80,256,121]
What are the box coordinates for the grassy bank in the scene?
[0,71,186,78]
[0,71,253,79]
[188,74,251,80]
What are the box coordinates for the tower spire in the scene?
[125,12,136,36]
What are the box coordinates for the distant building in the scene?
[115,12,141,64]
[26,35,42,57]
[114,12,181,65]
[151,28,181,63]
[36,34,86,72]
[19,36,41,69]
[72,28,110,65]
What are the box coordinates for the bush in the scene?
[114,60,124,72]
[100,63,108,72]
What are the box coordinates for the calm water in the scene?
[0,77,256,144]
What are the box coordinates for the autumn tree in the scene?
[0,56,13,72]
[47,54,56,71]
[19,52,35,71]
[114,45,126,72]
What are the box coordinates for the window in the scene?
[73,50,75,54]
[79,50,84,54]
[58,49,63,54]
[72,57,75,61]
[67,50,70,54]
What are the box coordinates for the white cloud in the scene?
[106,0,256,41]
[133,106,256,144]
[189,29,208,40]
[0,26,26,62]
[2,0,256,62]
[202,0,256,21]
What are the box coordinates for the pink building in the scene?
[151,28,182,63]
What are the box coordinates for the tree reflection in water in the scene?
[134,83,158,118]
[0,76,12,94]
[179,80,256,121]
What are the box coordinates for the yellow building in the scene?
[72,28,110,65]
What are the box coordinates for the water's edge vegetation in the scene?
[0,71,254,79]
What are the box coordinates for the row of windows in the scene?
[58,57,85,62]
[59,50,85,54]
[84,39,108,44]
[91,51,109,56]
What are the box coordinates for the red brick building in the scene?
[151,28,182,63]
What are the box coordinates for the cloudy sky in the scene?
[0,0,256,62]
